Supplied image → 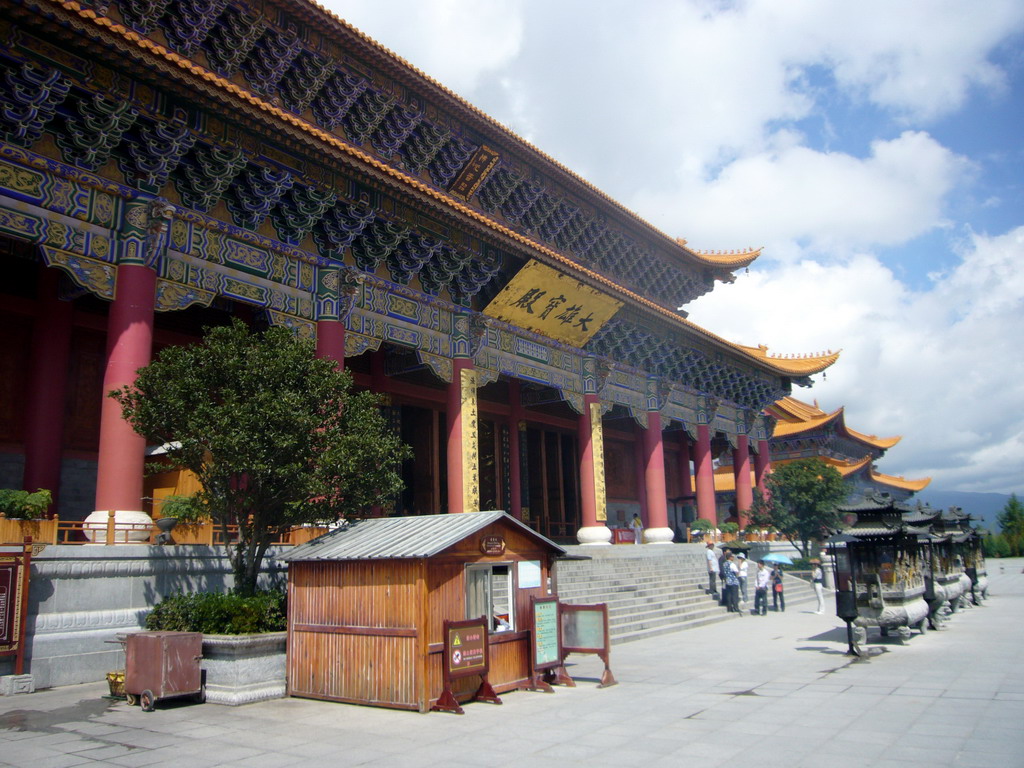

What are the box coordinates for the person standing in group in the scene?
[754,561,770,615]
[771,564,785,612]
[630,512,644,545]
[718,548,732,606]
[705,541,719,598]
[811,558,825,614]
[737,552,749,605]
[724,552,741,613]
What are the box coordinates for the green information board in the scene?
[531,597,560,669]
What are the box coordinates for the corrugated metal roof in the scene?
[279,510,566,562]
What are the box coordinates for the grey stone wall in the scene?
[0,545,286,690]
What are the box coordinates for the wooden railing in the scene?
[0,512,328,546]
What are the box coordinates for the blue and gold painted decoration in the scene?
[484,260,621,347]
[41,245,115,300]
[1,208,38,242]
[265,309,315,340]
[344,330,381,359]
[155,279,216,312]
[419,352,453,384]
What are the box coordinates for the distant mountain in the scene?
[913,490,1013,531]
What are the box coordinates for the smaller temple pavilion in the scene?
[763,397,929,501]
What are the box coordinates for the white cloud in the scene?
[324,0,525,96]
[638,131,971,253]
[689,227,1024,494]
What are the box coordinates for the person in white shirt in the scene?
[705,541,719,598]
[737,553,750,604]
[811,558,825,614]
[629,513,644,545]
[754,561,770,615]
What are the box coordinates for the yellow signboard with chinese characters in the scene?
[483,261,622,347]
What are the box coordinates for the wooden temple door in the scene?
[526,427,580,542]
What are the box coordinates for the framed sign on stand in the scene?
[560,602,616,687]
[528,596,573,692]
[433,617,501,714]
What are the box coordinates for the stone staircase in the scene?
[556,543,817,644]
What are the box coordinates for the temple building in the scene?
[0,0,837,545]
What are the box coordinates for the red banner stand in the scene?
[0,537,33,677]
[433,617,502,714]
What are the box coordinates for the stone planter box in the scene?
[202,632,286,706]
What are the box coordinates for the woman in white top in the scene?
[811,559,825,614]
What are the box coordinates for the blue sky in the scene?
[322,0,1024,495]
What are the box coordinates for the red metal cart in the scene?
[124,631,204,711]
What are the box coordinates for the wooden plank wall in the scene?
[288,560,422,709]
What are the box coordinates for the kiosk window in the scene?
[466,564,514,632]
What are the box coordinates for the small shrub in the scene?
[145,590,286,634]
[156,494,207,524]
[720,522,739,534]
[0,488,52,519]
[690,519,713,532]
[788,557,812,571]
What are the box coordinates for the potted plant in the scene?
[690,518,713,541]
[0,488,52,519]
[721,521,739,541]
[0,488,56,543]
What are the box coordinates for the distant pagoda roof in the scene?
[768,397,900,448]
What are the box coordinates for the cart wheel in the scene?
[125,693,137,706]
[140,689,156,712]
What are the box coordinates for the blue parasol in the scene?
[760,552,794,565]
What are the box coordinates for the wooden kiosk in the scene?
[282,511,566,712]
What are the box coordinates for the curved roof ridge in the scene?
[869,469,931,492]
[845,425,902,450]
[819,454,873,477]
[59,0,824,378]
[736,344,841,376]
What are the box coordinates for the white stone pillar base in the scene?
[577,525,612,546]
[83,510,154,543]
[642,527,674,545]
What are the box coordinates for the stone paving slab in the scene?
[2,558,1022,767]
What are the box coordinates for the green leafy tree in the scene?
[112,320,411,594]
[753,458,849,558]
[747,488,775,530]
[997,493,1024,556]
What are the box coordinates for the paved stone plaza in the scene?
[2,559,1021,768]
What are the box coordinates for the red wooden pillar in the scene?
[94,262,156,513]
[577,393,610,545]
[632,424,648,525]
[315,320,345,370]
[446,358,477,514]
[755,438,771,495]
[677,431,693,500]
[733,435,753,527]
[693,424,716,524]
[641,411,673,544]
[508,380,523,520]
[22,268,73,514]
